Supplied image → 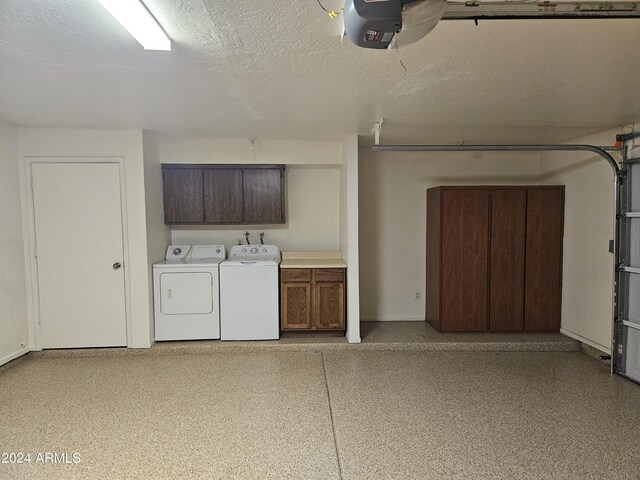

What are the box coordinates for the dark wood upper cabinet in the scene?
[243,169,284,224]
[163,168,204,224]
[162,164,285,225]
[203,169,243,223]
[426,185,564,333]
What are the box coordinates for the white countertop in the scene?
[280,251,347,269]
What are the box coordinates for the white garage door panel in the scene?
[621,162,640,383]
[32,162,127,348]
[628,218,640,268]
[630,163,640,212]
[625,328,640,382]
[160,272,213,315]
[623,273,640,323]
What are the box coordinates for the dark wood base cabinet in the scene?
[281,268,345,331]
[426,186,564,333]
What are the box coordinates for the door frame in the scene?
[23,157,132,350]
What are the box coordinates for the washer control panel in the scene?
[230,244,280,261]
[241,247,268,254]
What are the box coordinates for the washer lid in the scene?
[220,259,280,267]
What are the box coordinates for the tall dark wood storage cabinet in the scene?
[426,186,564,332]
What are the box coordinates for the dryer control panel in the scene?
[191,245,226,261]
[165,245,192,262]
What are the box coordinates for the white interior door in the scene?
[31,162,127,348]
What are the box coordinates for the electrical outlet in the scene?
[415,291,421,300]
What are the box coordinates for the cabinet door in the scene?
[314,282,345,330]
[426,187,442,331]
[489,189,526,331]
[281,268,312,283]
[281,283,312,330]
[203,169,243,223]
[163,168,204,224]
[441,189,489,331]
[524,188,564,331]
[243,169,284,223]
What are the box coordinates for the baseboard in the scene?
[361,317,424,322]
[580,342,611,363]
[0,346,31,367]
[560,328,611,355]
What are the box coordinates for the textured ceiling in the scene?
[1,0,639,143]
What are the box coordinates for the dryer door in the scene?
[160,272,213,315]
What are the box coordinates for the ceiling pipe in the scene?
[372,143,621,176]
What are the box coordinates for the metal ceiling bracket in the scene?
[617,131,640,143]
[374,120,384,146]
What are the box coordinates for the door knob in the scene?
[113,262,122,270]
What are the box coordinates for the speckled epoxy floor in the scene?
[28,322,582,359]
[1,351,639,479]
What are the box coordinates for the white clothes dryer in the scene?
[153,245,226,341]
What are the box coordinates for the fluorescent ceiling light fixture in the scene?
[96,0,171,51]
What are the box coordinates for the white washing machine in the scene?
[219,244,281,341]
[153,245,226,341]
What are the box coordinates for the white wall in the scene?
[538,127,627,352]
[358,149,540,321]
[341,135,361,343]
[171,165,341,251]
[160,136,344,252]
[143,131,171,343]
[163,134,359,340]
[17,128,154,348]
[161,135,360,339]
[159,137,343,165]
[0,123,29,365]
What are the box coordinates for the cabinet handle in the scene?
[113,262,122,270]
